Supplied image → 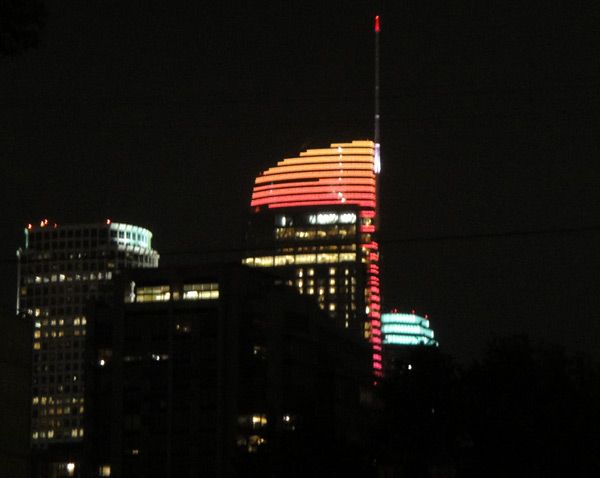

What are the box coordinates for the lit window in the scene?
[307,268,315,276]
[135,285,171,302]
[329,303,336,311]
[99,465,111,477]
[295,253,317,265]
[182,283,219,300]
[329,267,336,275]
[317,253,338,263]
[254,256,274,267]
[339,253,357,262]
[274,255,294,266]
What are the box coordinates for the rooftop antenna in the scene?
[374,13,381,174]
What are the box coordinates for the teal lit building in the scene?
[381,311,438,347]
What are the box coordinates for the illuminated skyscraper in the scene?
[16,220,158,457]
[243,140,382,375]
[381,311,439,347]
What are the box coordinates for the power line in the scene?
[0,224,598,266]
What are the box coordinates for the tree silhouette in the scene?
[0,0,45,56]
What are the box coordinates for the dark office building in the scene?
[83,264,372,477]
[0,310,31,478]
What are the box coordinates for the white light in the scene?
[374,142,381,173]
[67,463,75,473]
[99,359,105,366]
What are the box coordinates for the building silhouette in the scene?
[0,308,31,478]
[16,220,159,477]
[84,264,372,477]
[243,140,382,375]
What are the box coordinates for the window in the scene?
[183,283,219,300]
[135,285,171,302]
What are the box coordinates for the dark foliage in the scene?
[377,337,600,477]
[0,0,45,56]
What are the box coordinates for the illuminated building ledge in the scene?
[243,252,357,267]
[381,312,439,347]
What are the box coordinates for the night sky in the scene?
[2,1,599,363]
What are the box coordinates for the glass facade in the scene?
[244,140,382,375]
[16,221,159,445]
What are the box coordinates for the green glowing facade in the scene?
[381,312,438,346]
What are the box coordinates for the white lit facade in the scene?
[16,220,159,445]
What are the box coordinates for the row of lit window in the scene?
[24,271,114,285]
[35,317,87,327]
[243,252,357,268]
[34,329,86,340]
[133,283,219,303]
[275,225,356,241]
[295,266,353,278]
[32,396,84,406]
[280,243,356,253]
[32,428,84,440]
[25,306,92,317]
[33,405,85,417]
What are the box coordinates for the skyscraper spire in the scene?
[374,13,381,174]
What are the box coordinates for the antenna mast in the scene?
[374,14,381,174]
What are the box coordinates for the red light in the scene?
[375,15,380,33]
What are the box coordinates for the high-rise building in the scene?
[380,311,439,377]
[381,311,439,347]
[16,220,158,469]
[243,140,382,375]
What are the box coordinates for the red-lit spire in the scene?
[374,15,380,33]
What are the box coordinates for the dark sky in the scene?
[2,1,599,362]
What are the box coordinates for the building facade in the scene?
[381,311,439,377]
[84,264,372,477]
[243,140,382,375]
[16,220,159,475]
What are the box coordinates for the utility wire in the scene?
[0,224,598,266]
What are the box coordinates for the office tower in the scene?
[16,220,159,469]
[84,264,371,477]
[0,309,31,478]
[381,311,439,347]
[243,140,382,375]
[381,311,439,377]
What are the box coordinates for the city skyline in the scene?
[1,1,599,364]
